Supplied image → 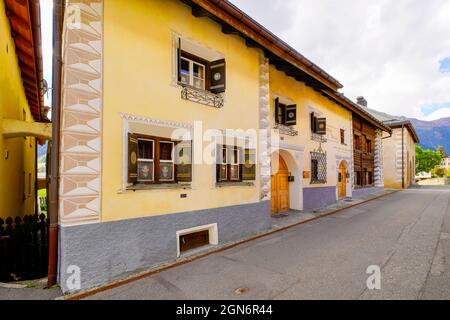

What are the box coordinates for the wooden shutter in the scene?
[210,59,226,94]
[285,105,297,126]
[177,38,182,82]
[127,133,138,184]
[316,118,327,135]
[176,141,192,182]
[310,113,316,133]
[275,98,280,124]
[242,148,256,181]
[216,144,223,182]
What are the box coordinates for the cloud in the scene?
[230,0,450,120]
[425,108,450,121]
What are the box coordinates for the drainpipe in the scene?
[402,124,405,189]
[47,0,64,288]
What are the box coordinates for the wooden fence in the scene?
[0,214,48,282]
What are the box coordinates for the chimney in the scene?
[357,96,367,107]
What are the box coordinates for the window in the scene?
[275,98,296,126]
[177,40,226,94]
[366,139,372,154]
[137,139,154,182]
[354,134,362,150]
[216,144,256,183]
[340,129,345,145]
[310,151,327,184]
[355,171,362,186]
[128,134,192,186]
[180,56,206,90]
[218,146,240,182]
[310,113,326,135]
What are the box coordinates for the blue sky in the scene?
[39,0,450,121]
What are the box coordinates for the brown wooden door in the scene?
[271,156,290,214]
[338,162,347,199]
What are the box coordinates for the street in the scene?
[86,186,450,300]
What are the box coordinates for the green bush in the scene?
[432,166,446,178]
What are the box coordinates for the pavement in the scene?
[82,185,450,300]
[2,186,449,300]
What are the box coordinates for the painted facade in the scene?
[56,0,392,292]
[58,0,270,292]
[383,126,417,189]
[0,0,43,219]
[268,66,353,212]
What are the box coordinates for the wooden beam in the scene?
[192,5,211,17]
[2,119,52,140]
[221,24,240,35]
[245,38,260,48]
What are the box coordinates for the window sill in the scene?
[125,183,192,191]
[216,181,255,188]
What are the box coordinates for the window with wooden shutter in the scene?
[177,38,182,83]
[316,118,327,135]
[128,133,138,184]
[242,148,256,181]
[210,59,226,94]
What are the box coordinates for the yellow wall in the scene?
[383,127,416,189]
[269,65,353,189]
[101,0,261,222]
[0,2,37,219]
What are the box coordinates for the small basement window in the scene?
[176,224,218,256]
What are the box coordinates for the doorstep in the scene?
[61,188,398,300]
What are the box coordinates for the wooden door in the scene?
[338,162,347,199]
[271,156,290,214]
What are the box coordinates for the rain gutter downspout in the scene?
[402,124,405,189]
[48,0,64,288]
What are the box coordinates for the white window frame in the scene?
[219,146,228,181]
[229,147,240,181]
[159,141,175,182]
[137,138,155,182]
[180,56,206,90]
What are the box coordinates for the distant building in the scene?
[358,99,420,189]
[441,157,450,171]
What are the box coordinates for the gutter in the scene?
[48,0,64,288]
[402,124,405,189]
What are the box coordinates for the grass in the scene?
[37,189,47,197]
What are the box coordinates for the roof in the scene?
[4,0,44,122]
[182,0,391,132]
[364,107,420,143]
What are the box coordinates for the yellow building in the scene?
[361,100,419,189]
[0,0,48,221]
[56,0,390,292]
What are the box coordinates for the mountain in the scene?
[409,117,450,154]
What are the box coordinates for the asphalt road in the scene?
[86,186,450,300]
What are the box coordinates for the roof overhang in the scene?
[181,0,390,132]
[4,0,44,122]
[182,0,343,91]
[388,121,420,143]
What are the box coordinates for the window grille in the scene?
[310,151,327,184]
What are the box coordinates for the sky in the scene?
[40,0,53,108]
[38,0,450,121]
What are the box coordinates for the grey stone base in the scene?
[352,187,383,199]
[303,186,337,211]
[58,201,271,293]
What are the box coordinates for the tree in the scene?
[437,145,446,159]
[432,166,446,178]
[415,145,442,174]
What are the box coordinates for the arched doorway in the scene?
[338,161,347,199]
[271,155,290,214]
